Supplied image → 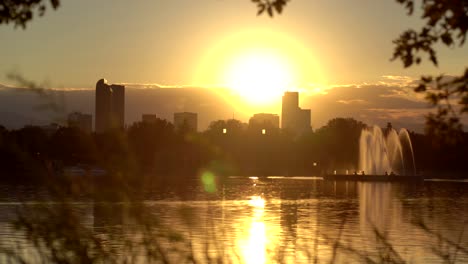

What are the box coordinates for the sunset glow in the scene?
[194,29,324,108]
[1,1,468,263]
[225,51,294,104]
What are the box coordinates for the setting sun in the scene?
[224,50,294,104]
[1,1,468,264]
[194,28,324,110]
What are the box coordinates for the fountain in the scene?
[359,125,416,175]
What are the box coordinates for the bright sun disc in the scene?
[194,28,326,113]
[225,51,294,104]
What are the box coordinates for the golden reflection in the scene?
[242,221,267,264]
[238,196,267,264]
[248,195,265,208]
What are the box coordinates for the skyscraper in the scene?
[281,91,311,136]
[281,92,299,131]
[95,79,125,133]
[110,84,125,129]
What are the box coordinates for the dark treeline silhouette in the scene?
[1,117,467,182]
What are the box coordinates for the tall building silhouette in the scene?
[281,92,311,136]
[174,112,198,132]
[95,79,125,133]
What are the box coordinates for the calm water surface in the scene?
[0,177,467,263]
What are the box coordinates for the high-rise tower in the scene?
[281,92,299,131]
[95,79,125,133]
[110,84,125,129]
[281,91,311,136]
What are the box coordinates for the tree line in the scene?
[0,117,467,182]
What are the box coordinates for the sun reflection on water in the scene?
[248,195,265,208]
[239,196,268,264]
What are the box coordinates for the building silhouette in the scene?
[95,79,125,133]
[249,113,280,134]
[68,112,92,133]
[281,92,311,136]
[142,114,157,124]
[174,112,198,132]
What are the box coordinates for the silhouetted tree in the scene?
[204,119,246,174]
[314,118,367,172]
[13,125,49,156]
[392,0,468,141]
[0,0,60,28]
[94,129,134,175]
[49,126,97,165]
[205,119,246,140]
[127,119,175,172]
[252,0,289,17]
[0,126,51,180]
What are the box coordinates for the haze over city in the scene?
[1,0,466,131]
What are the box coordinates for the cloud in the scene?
[0,83,240,130]
[300,76,434,131]
[1,75,465,133]
[119,83,210,89]
[336,99,368,105]
[380,75,416,86]
[365,108,427,119]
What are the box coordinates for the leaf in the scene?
[440,32,453,46]
[257,5,266,16]
[421,76,433,83]
[415,84,427,92]
[429,50,438,66]
[267,5,273,17]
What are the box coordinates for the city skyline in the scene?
[1,1,466,125]
[0,2,467,263]
[0,77,431,132]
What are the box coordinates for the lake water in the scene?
[0,176,467,263]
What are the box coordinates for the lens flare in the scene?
[201,171,216,193]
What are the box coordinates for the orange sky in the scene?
[0,0,467,130]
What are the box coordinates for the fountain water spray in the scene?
[359,126,416,175]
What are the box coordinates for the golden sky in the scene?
[0,0,467,129]
[1,1,465,86]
